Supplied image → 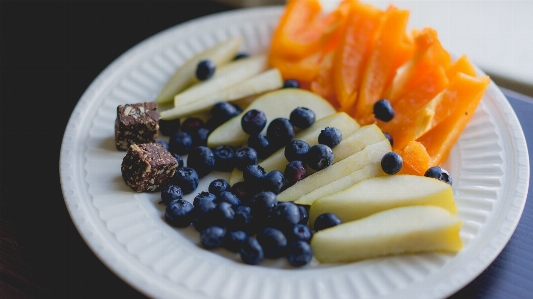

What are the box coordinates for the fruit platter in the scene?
[59,1,529,299]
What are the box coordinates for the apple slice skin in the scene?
[309,174,457,227]
[229,112,360,185]
[311,206,463,263]
[155,37,242,104]
[208,89,336,148]
[277,139,391,203]
[160,68,283,120]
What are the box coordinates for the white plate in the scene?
[60,7,530,299]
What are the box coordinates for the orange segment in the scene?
[384,73,490,151]
[354,6,411,125]
[397,141,430,175]
[418,76,490,166]
[332,2,384,112]
[270,0,349,60]
[311,51,338,107]
[387,28,451,103]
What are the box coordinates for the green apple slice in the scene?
[309,175,457,227]
[155,37,242,104]
[277,139,391,203]
[311,206,463,263]
[229,112,360,185]
[208,89,336,148]
[160,68,283,120]
[173,55,268,108]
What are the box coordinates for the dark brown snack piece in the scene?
[121,143,178,192]
[115,102,160,151]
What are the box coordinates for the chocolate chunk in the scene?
[121,143,177,192]
[115,102,160,151]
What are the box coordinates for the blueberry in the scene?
[205,117,225,131]
[250,191,278,221]
[243,164,266,189]
[193,191,217,207]
[241,109,267,135]
[169,132,193,155]
[267,118,295,150]
[318,127,342,148]
[282,79,299,89]
[234,205,254,233]
[257,227,288,258]
[209,179,230,196]
[290,107,315,129]
[171,152,184,168]
[196,60,216,81]
[231,182,254,203]
[297,205,309,225]
[286,241,313,267]
[373,99,395,122]
[192,195,217,232]
[165,199,194,227]
[213,145,235,172]
[212,202,236,228]
[305,144,334,171]
[286,224,313,243]
[216,191,241,207]
[239,237,264,265]
[262,170,286,194]
[234,147,258,171]
[224,230,248,252]
[285,140,310,162]
[156,140,170,151]
[284,160,307,186]
[314,213,341,231]
[200,226,226,249]
[424,166,453,185]
[234,53,249,60]
[269,202,301,232]
[383,132,393,147]
[159,118,181,136]
[192,198,217,232]
[173,167,199,194]
[181,118,205,135]
[191,127,211,148]
[161,184,183,205]
[247,134,272,159]
[232,103,243,114]
[187,146,215,178]
[211,102,240,123]
[381,152,403,175]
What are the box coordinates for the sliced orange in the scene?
[332,2,384,112]
[354,6,410,125]
[397,140,431,175]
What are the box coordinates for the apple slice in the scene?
[309,175,457,227]
[311,206,463,263]
[294,163,385,206]
[306,124,387,176]
[173,55,268,108]
[277,139,391,203]
[208,89,336,148]
[160,68,283,120]
[155,37,242,104]
[229,112,360,185]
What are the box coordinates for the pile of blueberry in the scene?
[155,103,351,266]
[162,178,344,266]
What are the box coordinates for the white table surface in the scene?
[320,0,533,90]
